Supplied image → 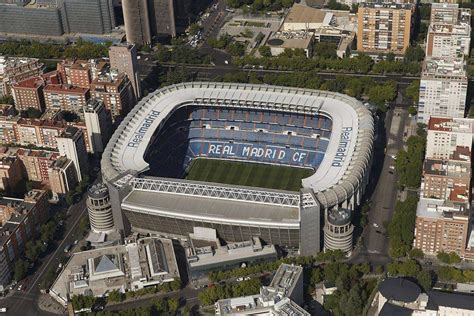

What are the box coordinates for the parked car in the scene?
[64,244,72,253]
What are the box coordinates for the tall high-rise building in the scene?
[357,3,413,55]
[108,43,141,100]
[417,58,468,124]
[148,0,176,38]
[83,98,112,153]
[122,0,152,46]
[0,0,116,38]
[57,126,88,182]
[121,0,192,45]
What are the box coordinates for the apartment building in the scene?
[83,99,112,154]
[14,119,66,149]
[0,106,19,145]
[0,57,43,97]
[0,155,22,192]
[425,117,474,160]
[417,59,468,124]
[57,59,108,89]
[16,149,59,183]
[430,3,471,26]
[109,43,141,100]
[414,198,469,256]
[12,71,62,112]
[57,127,88,182]
[0,190,49,288]
[12,76,46,112]
[43,84,90,112]
[426,3,471,59]
[421,151,471,203]
[48,156,78,197]
[90,71,135,122]
[357,2,413,55]
[426,23,471,59]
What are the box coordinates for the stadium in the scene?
[101,82,374,256]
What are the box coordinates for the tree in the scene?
[188,23,201,36]
[25,240,44,262]
[169,278,182,291]
[108,289,124,302]
[409,248,424,259]
[259,45,272,57]
[313,42,337,59]
[0,95,14,105]
[417,270,434,291]
[65,191,74,206]
[405,80,420,105]
[326,0,350,10]
[437,251,451,264]
[407,106,417,116]
[404,46,425,62]
[375,265,384,275]
[368,82,397,110]
[168,297,180,314]
[13,259,29,281]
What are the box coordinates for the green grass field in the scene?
[184,159,314,191]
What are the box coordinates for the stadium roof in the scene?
[122,189,300,227]
[102,82,373,209]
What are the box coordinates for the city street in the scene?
[1,196,88,315]
[350,105,411,265]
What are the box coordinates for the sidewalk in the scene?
[38,293,67,315]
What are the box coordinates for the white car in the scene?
[236,277,244,282]
[373,223,379,228]
[0,308,6,313]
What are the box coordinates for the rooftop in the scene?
[416,197,468,219]
[427,290,474,311]
[422,58,467,77]
[428,117,474,133]
[122,188,300,227]
[216,263,306,315]
[360,2,413,10]
[50,237,179,306]
[44,84,89,94]
[267,32,313,49]
[269,264,303,296]
[379,278,421,303]
[0,196,36,246]
[186,235,277,270]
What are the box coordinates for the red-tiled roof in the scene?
[44,84,89,94]
[428,117,453,131]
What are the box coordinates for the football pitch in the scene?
[184,158,314,191]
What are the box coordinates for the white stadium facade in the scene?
[101,82,374,256]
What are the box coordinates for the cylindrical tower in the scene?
[87,183,115,233]
[122,0,152,45]
[323,208,354,255]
